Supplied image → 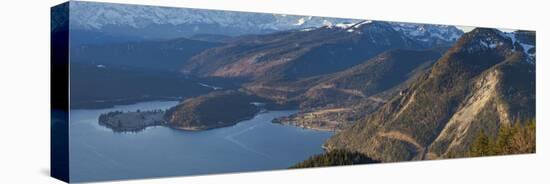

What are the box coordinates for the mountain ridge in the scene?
[324,28,535,161]
[270,48,444,131]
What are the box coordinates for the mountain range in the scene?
[181,21,456,80]
[68,1,535,163]
[68,1,463,46]
[68,1,359,41]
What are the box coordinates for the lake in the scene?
[69,101,333,182]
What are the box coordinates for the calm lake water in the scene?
[69,101,333,182]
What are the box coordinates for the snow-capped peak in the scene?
[319,20,374,33]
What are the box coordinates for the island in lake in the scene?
[98,109,166,132]
[98,90,277,132]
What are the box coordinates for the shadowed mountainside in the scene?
[71,37,221,72]
[181,21,426,80]
[69,63,213,109]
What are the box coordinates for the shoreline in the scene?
[168,113,259,131]
[95,99,339,133]
[272,119,337,132]
[98,110,167,133]
[98,102,267,133]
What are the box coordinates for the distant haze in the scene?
[458,25,517,33]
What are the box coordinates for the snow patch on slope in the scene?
[501,31,536,64]
[391,22,463,44]
[294,18,306,26]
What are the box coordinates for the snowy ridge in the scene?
[68,1,467,48]
[390,22,463,44]
[69,1,360,33]
[312,20,375,33]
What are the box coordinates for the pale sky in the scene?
[457,26,517,33]
[457,26,475,32]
